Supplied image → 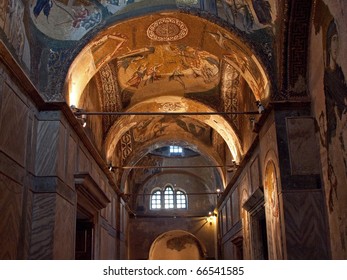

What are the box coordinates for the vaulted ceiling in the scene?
[66,8,272,192]
[11,0,312,196]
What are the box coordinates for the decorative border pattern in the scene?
[147,17,188,41]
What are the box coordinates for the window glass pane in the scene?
[164,186,174,209]
[176,190,187,209]
[151,190,161,209]
[151,187,188,210]
[169,146,183,155]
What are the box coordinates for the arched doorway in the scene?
[149,230,206,260]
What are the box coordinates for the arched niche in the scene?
[148,230,206,260]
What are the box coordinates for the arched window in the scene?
[150,186,187,210]
[151,190,161,209]
[164,186,174,209]
[176,190,187,209]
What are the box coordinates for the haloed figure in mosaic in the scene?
[323,19,347,211]
[265,161,282,259]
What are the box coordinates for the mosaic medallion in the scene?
[147,17,188,41]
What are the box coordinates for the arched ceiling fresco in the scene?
[1,0,283,194]
[29,0,277,41]
[66,12,271,107]
[60,1,278,193]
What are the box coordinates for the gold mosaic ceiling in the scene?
[63,7,274,190]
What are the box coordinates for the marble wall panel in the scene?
[286,117,321,175]
[250,156,260,192]
[77,145,90,173]
[101,205,107,219]
[232,187,240,226]
[0,173,23,259]
[35,121,60,176]
[100,227,116,260]
[90,162,100,187]
[19,178,33,259]
[53,195,75,259]
[106,190,112,222]
[107,235,116,260]
[29,193,56,259]
[112,197,117,228]
[226,197,232,231]
[221,205,227,235]
[0,83,28,167]
[0,151,25,185]
[222,239,233,260]
[57,122,67,181]
[281,190,329,259]
[99,227,109,260]
[25,113,37,175]
[65,133,77,188]
[119,239,127,260]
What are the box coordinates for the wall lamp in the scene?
[216,188,221,198]
[255,100,265,114]
[226,160,239,173]
[108,163,113,171]
[70,105,87,127]
[207,211,217,225]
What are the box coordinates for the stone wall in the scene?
[0,53,124,259]
[219,109,330,260]
[0,59,38,259]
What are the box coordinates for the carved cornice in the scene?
[75,173,110,210]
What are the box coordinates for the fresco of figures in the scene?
[264,160,282,260]
[117,45,220,97]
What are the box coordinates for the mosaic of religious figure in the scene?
[30,0,102,40]
[322,19,347,212]
[130,116,210,147]
[131,117,169,144]
[118,45,220,97]
[217,0,276,33]
[33,0,53,18]
[251,0,272,25]
[100,0,141,14]
[264,160,282,259]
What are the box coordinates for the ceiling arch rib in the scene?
[104,96,243,164]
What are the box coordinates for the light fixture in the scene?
[206,212,217,225]
[108,163,113,171]
[216,188,221,198]
[227,160,238,172]
[70,105,87,127]
[255,100,265,114]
